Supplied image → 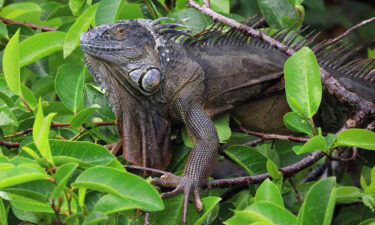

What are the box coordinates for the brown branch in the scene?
[207,150,325,188]
[125,165,170,175]
[4,121,116,138]
[238,126,309,143]
[0,17,57,32]
[0,140,20,148]
[326,17,375,45]
[330,147,358,162]
[187,1,375,116]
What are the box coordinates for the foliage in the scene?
[0,0,374,224]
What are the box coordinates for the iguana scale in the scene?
[80,18,375,224]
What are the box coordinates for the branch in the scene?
[187,1,375,116]
[326,17,375,45]
[0,17,57,32]
[238,126,310,143]
[207,151,325,188]
[0,140,20,148]
[4,121,116,138]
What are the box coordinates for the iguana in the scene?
[80,17,375,224]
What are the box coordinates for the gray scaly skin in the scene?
[80,18,375,224]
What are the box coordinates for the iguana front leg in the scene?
[152,98,219,224]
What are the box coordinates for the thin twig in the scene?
[125,165,170,175]
[187,0,375,116]
[330,147,358,162]
[238,126,309,143]
[0,17,57,32]
[3,121,116,138]
[326,17,375,45]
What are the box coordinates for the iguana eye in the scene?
[115,27,126,36]
[141,69,161,92]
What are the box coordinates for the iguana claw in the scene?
[151,174,204,225]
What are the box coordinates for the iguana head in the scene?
[80,19,173,171]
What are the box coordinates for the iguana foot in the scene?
[151,174,203,225]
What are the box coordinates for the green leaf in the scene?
[297,177,336,225]
[256,179,284,208]
[19,31,66,67]
[214,114,232,143]
[95,0,122,25]
[64,4,98,58]
[33,99,56,164]
[293,135,326,155]
[93,194,143,214]
[0,21,8,39]
[0,165,49,189]
[0,199,7,225]
[55,63,85,113]
[72,166,164,211]
[248,202,296,225]
[336,129,375,150]
[52,163,79,198]
[335,186,362,203]
[83,211,108,225]
[224,145,268,175]
[284,47,322,118]
[169,8,212,33]
[70,105,100,128]
[10,194,53,213]
[69,0,86,16]
[116,3,144,20]
[225,202,296,225]
[258,0,297,28]
[3,29,21,96]
[0,99,18,127]
[193,197,221,225]
[266,160,283,180]
[20,84,37,110]
[211,0,230,14]
[85,84,115,120]
[283,112,314,135]
[2,180,54,203]
[22,140,118,168]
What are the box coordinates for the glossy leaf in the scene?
[0,99,18,127]
[258,0,297,28]
[247,202,297,225]
[3,29,21,96]
[266,160,283,180]
[70,105,100,128]
[169,8,212,33]
[0,199,7,225]
[20,85,37,110]
[336,129,375,150]
[19,31,66,67]
[95,0,121,25]
[10,194,53,213]
[255,179,284,208]
[0,165,49,189]
[55,63,85,113]
[335,186,362,203]
[72,167,164,211]
[83,211,108,225]
[283,112,314,135]
[211,0,230,14]
[284,47,322,118]
[33,99,56,164]
[193,197,221,225]
[293,135,326,155]
[0,21,8,39]
[297,177,336,225]
[69,0,86,15]
[52,163,79,198]
[85,84,115,120]
[224,145,268,175]
[64,4,97,58]
[93,194,143,214]
[116,3,144,20]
